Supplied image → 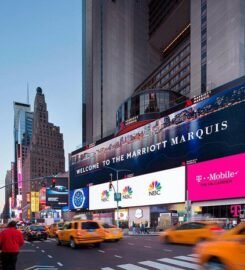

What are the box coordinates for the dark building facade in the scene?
[22,87,65,220]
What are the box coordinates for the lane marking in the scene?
[117,264,148,270]
[174,256,198,263]
[48,255,53,258]
[188,254,198,257]
[41,250,45,253]
[143,245,152,248]
[139,260,183,270]
[114,255,123,258]
[128,243,134,246]
[24,265,57,270]
[101,268,114,270]
[36,246,39,249]
[57,262,63,266]
[158,258,199,269]
[98,250,105,253]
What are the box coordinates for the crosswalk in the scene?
[101,254,200,270]
[24,238,56,244]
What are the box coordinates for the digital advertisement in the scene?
[69,187,89,210]
[70,83,245,189]
[46,177,68,209]
[188,153,245,201]
[89,166,185,210]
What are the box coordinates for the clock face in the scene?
[72,189,85,209]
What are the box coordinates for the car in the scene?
[24,225,48,241]
[218,222,245,241]
[195,238,245,269]
[160,221,223,245]
[101,223,123,241]
[48,222,64,238]
[56,220,105,248]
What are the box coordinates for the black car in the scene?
[24,225,48,241]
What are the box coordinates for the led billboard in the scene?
[46,177,68,209]
[188,153,245,201]
[89,166,185,210]
[70,80,245,189]
[69,187,89,210]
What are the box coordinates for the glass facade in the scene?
[14,102,33,194]
[201,0,207,93]
[135,36,191,97]
[116,89,185,128]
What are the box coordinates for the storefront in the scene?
[89,166,186,228]
[188,153,245,225]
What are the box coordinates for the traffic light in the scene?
[51,179,56,188]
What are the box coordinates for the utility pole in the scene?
[107,166,131,227]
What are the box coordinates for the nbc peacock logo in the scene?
[122,186,133,199]
[148,181,162,196]
[101,190,110,202]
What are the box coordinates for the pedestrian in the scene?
[0,220,24,270]
[140,223,145,234]
[132,222,136,235]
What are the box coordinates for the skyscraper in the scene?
[82,0,159,145]
[82,0,245,145]
[22,87,65,220]
[13,102,33,202]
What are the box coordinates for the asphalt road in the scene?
[17,235,198,270]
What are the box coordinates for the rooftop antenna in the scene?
[27,82,30,104]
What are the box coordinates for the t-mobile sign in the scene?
[188,153,245,201]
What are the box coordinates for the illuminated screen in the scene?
[89,166,185,210]
[46,177,68,209]
[70,81,245,189]
[69,187,89,210]
[188,153,245,201]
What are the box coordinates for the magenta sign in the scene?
[188,153,245,201]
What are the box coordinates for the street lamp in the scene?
[106,166,131,227]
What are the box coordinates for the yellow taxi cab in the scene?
[218,221,245,241]
[101,223,123,241]
[48,222,64,238]
[160,221,223,245]
[195,234,245,269]
[56,220,104,248]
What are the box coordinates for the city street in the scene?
[17,235,197,270]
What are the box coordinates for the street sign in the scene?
[114,192,121,202]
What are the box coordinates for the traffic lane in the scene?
[24,236,195,270]
[98,236,195,267]
[17,241,62,270]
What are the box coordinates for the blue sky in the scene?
[0,1,82,211]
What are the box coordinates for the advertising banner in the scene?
[31,192,39,213]
[89,166,185,210]
[188,153,245,201]
[17,144,22,190]
[70,82,245,189]
[40,187,46,205]
[46,177,68,208]
[69,187,89,210]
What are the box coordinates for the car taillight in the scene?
[210,227,224,233]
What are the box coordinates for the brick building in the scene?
[22,87,65,220]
